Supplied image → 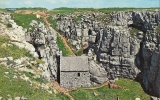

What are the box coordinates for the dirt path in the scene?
[56,32,75,56]
[53,81,109,100]
[53,81,74,100]
[52,81,109,99]
[68,82,109,93]
[16,10,75,56]
[41,12,75,56]
[43,16,51,27]
[84,82,109,90]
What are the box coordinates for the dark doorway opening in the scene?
[56,56,60,84]
[78,73,80,77]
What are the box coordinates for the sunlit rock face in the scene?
[56,10,160,97]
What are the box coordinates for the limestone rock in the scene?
[14,97,20,100]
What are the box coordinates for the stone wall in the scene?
[60,71,90,89]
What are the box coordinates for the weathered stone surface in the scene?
[60,56,90,88]
[55,10,160,96]
[14,97,20,100]
[2,10,160,96]
[25,20,60,81]
[89,61,108,84]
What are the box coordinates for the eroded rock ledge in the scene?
[56,10,160,97]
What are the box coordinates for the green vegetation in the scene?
[50,7,77,14]
[0,65,70,100]
[50,7,158,15]
[47,16,58,30]
[50,7,98,15]
[156,26,160,34]
[6,23,12,28]
[36,59,45,64]
[98,8,141,13]
[70,79,149,100]
[57,35,72,56]
[73,15,81,22]
[11,13,44,29]
[129,27,140,37]
[75,48,83,56]
[0,37,32,59]
[15,7,47,11]
[23,71,46,83]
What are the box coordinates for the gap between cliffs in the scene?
[42,13,75,56]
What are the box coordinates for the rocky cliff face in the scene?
[111,10,160,97]
[25,20,60,81]
[56,10,160,97]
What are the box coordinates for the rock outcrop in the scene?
[2,9,160,97]
[55,10,160,97]
[26,20,60,81]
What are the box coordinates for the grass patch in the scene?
[156,26,160,34]
[6,23,12,28]
[15,7,47,11]
[57,35,72,56]
[11,13,44,29]
[129,27,140,38]
[0,65,70,100]
[36,59,45,64]
[73,15,81,22]
[0,37,32,59]
[23,71,46,83]
[47,16,58,30]
[75,48,83,56]
[50,7,158,15]
[70,79,149,100]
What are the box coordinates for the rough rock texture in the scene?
[92,26,140,80]
[111,10,160,31]
[56,12,141,82]
[0,13,60,81]
[60,56,90,88]
[56,10,160,97]
[2,10,160,97]
[25,20,60,81]
[0,13,38,58]
[111,10,160,97]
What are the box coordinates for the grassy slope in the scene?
[156,26,160,33]
[0,36,70,99]
[7,8,152,100]
[57,35,73,56]
[0,65,70,100]
[50,7,158,15]
[11,12,73,57]
[0,37,32,59]
[11,13,44,29]
[70,79,150,100]
[47,16,57,30]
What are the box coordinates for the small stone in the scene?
[48,90,52,94]
[14,97,20,100]
[0,96,3,100]
[41,84,49,90]
[135,98,141,100]
[93,92,98,96]
[4,72,9,75]
[7,98,12,100]
[21,96,27,100]
[7,57,13,61]
[13,75,18,79]
[0,57,7,61]
[53,89,58,94]
[150,96,159,100]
